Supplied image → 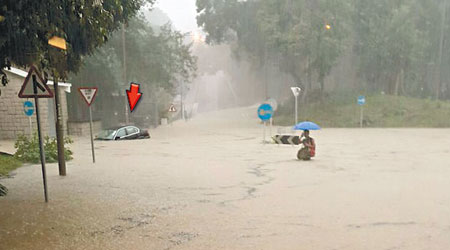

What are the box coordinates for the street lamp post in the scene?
[291,87,301,125]
[122,23,129,124]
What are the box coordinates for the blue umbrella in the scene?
[293,121,321,131]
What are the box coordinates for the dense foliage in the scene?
[197,0,449,99]
[0,155,22,177]
[70,14,197,91]
[68,13,197,125]
[14,134,73,164]
[0,0,152,77]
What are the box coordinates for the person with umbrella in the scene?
[294,121,320,161]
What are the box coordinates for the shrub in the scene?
[0,155,22,177]
[14,134,73,164]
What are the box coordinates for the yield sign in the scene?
[18,66,54,98]
[168,104,177,112]
[290,87,302,97]
[78,87,98,106]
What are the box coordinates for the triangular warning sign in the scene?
[78,87,98,106]
[18,66,54,98]
[168,104,177,112]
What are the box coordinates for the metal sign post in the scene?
[357,95,366,128]
[34,97,48,202]
[263,121,267,144]
[89,105,95,163]
[295,96,298,125]
[258,104,274,145]
[29,116,32,137]
[78,87,98,163]
[360,106,364,128]
[168,104,177,125]
[291,87,301,125]
[18,66,54,203]
[269,117,273,139]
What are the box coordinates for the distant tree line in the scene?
[0,0,152,78]
[68,13,197,126]
[197,0,449,100]
[0,0,196,126]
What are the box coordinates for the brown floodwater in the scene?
[1,107,450,250]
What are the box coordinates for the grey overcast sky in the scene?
[154,0,198,32]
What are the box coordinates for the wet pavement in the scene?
[1,107,450,250]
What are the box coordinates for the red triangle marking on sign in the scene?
[18,65,54,98]
[78,87,98,106]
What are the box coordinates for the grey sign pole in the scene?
[28,116,32,138]
[34,97,48,203]
[89,106,96,163]
[360,106,364,128]
[263,121,266,145]
[19,67,54,203]
[291,87,301,125]
[269,117,273,139]
[295,95,298,125]
[79,88,97,163]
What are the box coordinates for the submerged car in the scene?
[96,125,150,140]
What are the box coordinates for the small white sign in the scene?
[291,87,302,97]
[168,104,177,112]
[78,87,98,106]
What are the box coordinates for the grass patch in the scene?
[0,155,22,177]
[275,93,450,128]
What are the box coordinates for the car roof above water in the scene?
[104,125,138,131]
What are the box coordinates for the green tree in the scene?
[353,0,449,97]
[197,0,352,96]
[0,0,152,76]
[68,14,197,125]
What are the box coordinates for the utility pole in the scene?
[264,44,268,100]
[48,36,68,176]
[295,93,298,125]
[436,0,447,100]
[53,73,66,176]
[122,23,130,124]
[291,87,301,125]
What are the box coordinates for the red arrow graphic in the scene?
[126,83,142,112]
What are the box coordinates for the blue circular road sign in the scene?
[357,95,366,106]
[258,103,274,121]
[23,101,34,117]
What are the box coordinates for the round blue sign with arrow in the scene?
[23,101,34,117]
[357,95,366,106]
[257,103,274,121]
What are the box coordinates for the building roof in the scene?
[5,67,72,93]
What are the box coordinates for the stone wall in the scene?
[0,71,69,140]
[68,121,102,137]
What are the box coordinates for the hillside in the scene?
[275,94,450,128]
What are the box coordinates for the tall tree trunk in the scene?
[394,70,400,96]
[436,0,447,99]
[319,73,325,94]
[399,68,405,95]
[305,56,312,104]
[53,73,66,176]
[307,56,312,91]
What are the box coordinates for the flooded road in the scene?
[1,107,450,250]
